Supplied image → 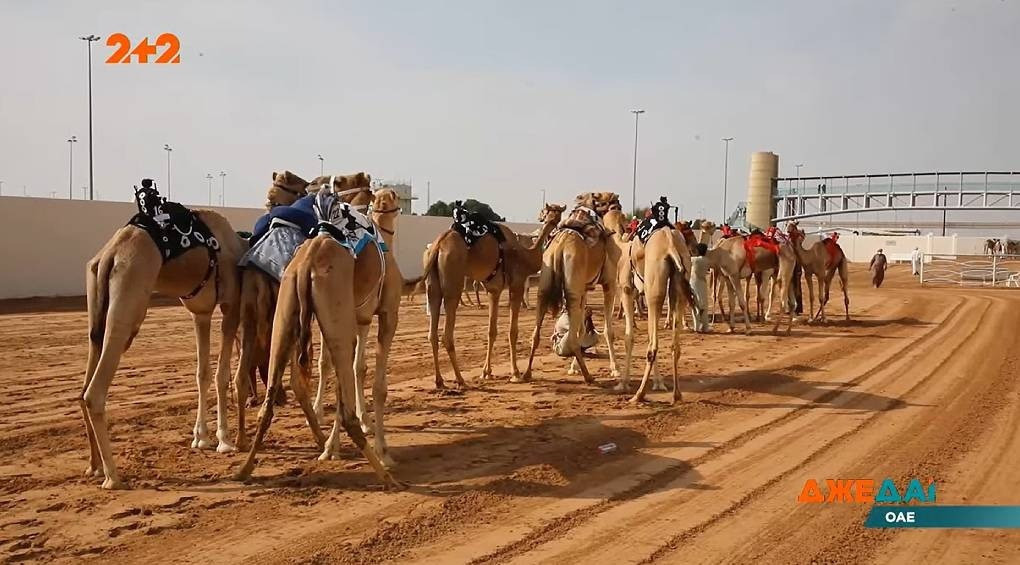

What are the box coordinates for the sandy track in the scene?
[2,265,1019,564]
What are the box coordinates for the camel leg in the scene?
[615,285,637,392]
[442,284,468,388]
[670,273,683,404]
[507,283,525,380]
[475,281,483,310]
[213,301,239,453]
[190,311,216,450]
[481,288,501,380]
[313,335,330,420]
[727,273,752,334]
[804,273,817,323]
[84,263,157,489]
[602,284,620,378]
[289,342,325,448]
[631,276,665,403]
[371,308,397,468]
[81,258,104,478]
[518,272,554,383]
[232,283,260,451]
[236,273,301,481]
[353,324,371,433]
[565,285,595,384]
[426,276,446,389]
[839,262,851,321]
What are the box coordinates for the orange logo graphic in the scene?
[106,33,180,64]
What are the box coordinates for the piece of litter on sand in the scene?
[598,442,617,455]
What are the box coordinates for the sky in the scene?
[1,0,1018,223]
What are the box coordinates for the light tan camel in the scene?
[312,187,404,467]
[702,236,778,334]
[231,173,374,452]
[82,183,246,489]
[786,221,850,323]
[616,224,693,403]
[422,203,564,387]
[236,188,401,488]
[520,200,621,383]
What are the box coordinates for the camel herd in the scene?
[79,174,850,490]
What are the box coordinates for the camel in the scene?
[520,198,621,383]
[81,179,246,489]
[231,173,374,452]
[786,221,850,323]
[422,203,564,387]
[311,187,404,466]
[232,171,310,409]
[615,203,693,403]
[702,231,797,334]
[985,238,1000,255]
[236,188,401,487]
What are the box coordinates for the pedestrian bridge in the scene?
[771,171,1020,223]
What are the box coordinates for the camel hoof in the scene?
[246,395,260,409]
[101,477,127,490]
[434,380,446,391]
[84,466,102,479]
[216,440,237,454]
[628,394,646,404]
[510,373,531,383]
[566,366,578,376]
[235,438,249,453]
[318,450,341,461]
[192,437,215,450]
[385,478,408,491]
[234,466,254,481]
[381,453,397,469]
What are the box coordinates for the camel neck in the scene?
[373,214,397,247]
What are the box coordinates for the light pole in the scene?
[163,144,173,198]
[317,154,324,176]
[219,171,226,206]
[67,136,78,199]
[721,137,733,221]
[426,180,431,212]
[630,109,645,216]
[79,34,100,200]
[206,173,214,206]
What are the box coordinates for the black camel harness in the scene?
[127,180,220,300]
[451,201,506,283]
[629,196,676,285]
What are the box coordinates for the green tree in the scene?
[426,199,504,222]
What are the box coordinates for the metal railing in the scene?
[920,253,1020,287]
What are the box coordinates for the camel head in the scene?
[700,220,717,235]
[538,203,566,225]
[591,192,621,215]
[308,172,373,209]
[786,220,805,242]
[266,170,310,209]
[371,188,400,215]
[574,192,597,210]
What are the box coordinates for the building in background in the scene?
[374,180,417,214]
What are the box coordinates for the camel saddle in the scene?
[238,195,319,282]
[450,201,505,247]
[634,196,675,244]
[557,206,606,247]
[312,191,388,256]
[742,230,781,272]
[127,179,220,299]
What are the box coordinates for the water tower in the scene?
[746,151,779,229]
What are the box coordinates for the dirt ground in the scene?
[3,264,1020,564]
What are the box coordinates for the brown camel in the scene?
[422,203,564,387]
[702,234,795,334]
[520,200,621,383]
[786,222,850,323]
[236,188,401,487]
[232,170,310,411]
[231,173,374,452]
[616,222,693,403]
[82,180,245,489]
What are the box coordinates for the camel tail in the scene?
[294,262,315,370]
[402,275,426,296]
[87,253,115,347]
[548,253,567,318]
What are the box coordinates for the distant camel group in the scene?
[80,179,849,490]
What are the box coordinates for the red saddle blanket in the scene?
[744,233,781,271]
[823,237,842,268]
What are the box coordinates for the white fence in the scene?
[920,254,1020,287]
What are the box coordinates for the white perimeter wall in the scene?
[0,196,539,300]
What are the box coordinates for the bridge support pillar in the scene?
[747,151,778,229]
